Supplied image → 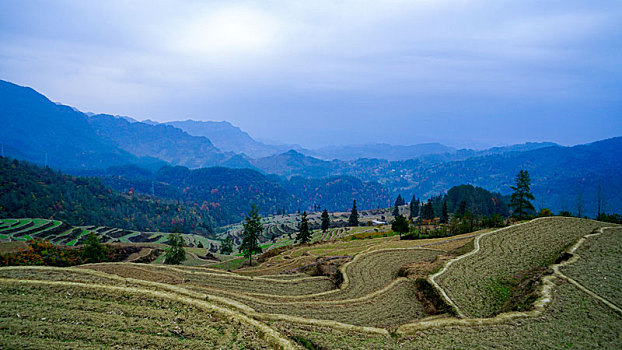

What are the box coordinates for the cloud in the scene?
[0,0,620,147]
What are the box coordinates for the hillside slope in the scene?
[88,115,237,168]
[0,157,212,234]
[0,80,137,170]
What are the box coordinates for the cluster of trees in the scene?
[0,157,213,234]
[394,171,536,239]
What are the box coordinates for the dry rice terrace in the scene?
[1,217,620,349]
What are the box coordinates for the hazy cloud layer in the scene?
[1,0,621,148]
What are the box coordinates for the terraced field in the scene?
[560,227,622,309]
[435,217,611,317]
[0,218,221,252]
[1,217,620,348]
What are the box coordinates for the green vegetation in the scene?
[239,205,263,266]
[391,214,409,237]
[321,209,330,233]
[348,200,359,227]
[220,236,234,255]
[164,233,186,265]
[296,211,311,244]
[82,232,106,263]
[510,169,535,220]
[0,157,213,234]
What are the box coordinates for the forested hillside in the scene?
[78,164,391,225]
[0,157,213,234]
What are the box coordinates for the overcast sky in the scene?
[1,0,621,148]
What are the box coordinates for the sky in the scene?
[1,0,621,149]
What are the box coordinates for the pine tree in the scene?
[510,170,535,220]
[423,200,435,221]
[395,194,405,206]
[348,200,359,227]
[321,209,330,233]
[240,205,263,265]
[440,201,449,224]
[297,211,311,244]
[164,233,186,265]
[391,214,409,238]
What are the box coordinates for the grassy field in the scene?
[0,217,620,348]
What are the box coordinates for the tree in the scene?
[197,241,204,248]
[440,201,449,224]
[395,194,405,206]
[391,214,409,238]
[422,200,435,221]
[321,209,330,233]
[456,200,467,218]
[164,233,186,265]
[348,200,359,227]
[509,170,535,220]
[82,232,106,263]
[392,204,399,218]
[220,236,233,255]
[240,204,263,266]
[409,196,419,219]
[296,211,311,244]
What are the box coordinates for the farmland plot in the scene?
[0,280,289,349]
[436,217,610,317]
[274,280,622,349]
[560,227,622,307]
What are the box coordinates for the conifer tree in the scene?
[510,170,535,220]
[440,201,449,224]
[348,200,359,227]
[240,204,263,265]
[321,209,330,233]
[409,196,420,219]
[297,211,311,244]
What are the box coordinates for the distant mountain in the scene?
[304,142,456,161]
[347,138,622,217]
[87,114,231,169]
[0,80,137,170]
[251,150,335,178]
[165,120,287,158]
